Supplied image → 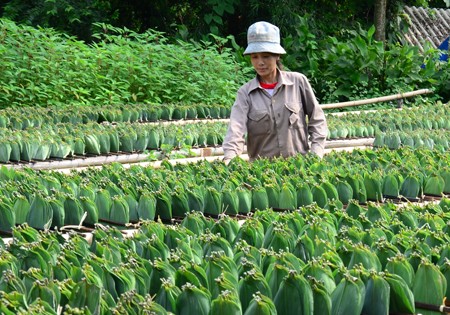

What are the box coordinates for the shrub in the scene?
[0,19,251,109]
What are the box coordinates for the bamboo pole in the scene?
[6,138,374,172]
[320,88,432,109]
[143,118,229,127]
[24,145,371,173]
[5,147,226,171]
[415,301,450,313]
[325,138,374,148]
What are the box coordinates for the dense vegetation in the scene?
[1,0,448,43]
[0,17,448,110]
[0,20,251,108]
[0,0,449,106]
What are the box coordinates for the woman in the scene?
[222,21,327,163]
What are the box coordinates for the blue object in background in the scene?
[422,36,449,68]
[438,36,449,62]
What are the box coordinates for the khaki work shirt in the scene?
[223,70,327,160]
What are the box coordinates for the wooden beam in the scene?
[320,89,432,109]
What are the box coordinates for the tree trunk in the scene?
[374,0,387,42]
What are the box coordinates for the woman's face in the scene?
[250,52,279,81]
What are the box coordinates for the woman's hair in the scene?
[276,59,284,71]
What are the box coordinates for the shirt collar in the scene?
[247,70,294,94]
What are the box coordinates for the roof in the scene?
[402,6,450,51]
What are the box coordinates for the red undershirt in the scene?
[260,82,278,89]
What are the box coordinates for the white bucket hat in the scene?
[243,21,286,55]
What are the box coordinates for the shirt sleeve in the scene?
[222,87,250,160]
[299,75,328,157]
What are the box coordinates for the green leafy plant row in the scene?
[1,99,447,137]
[0,101,447,163]
[0,103,232,131]
[1,196,450,314]
[0,99,446,135]
[0,147,448,233]
[374,129,450,151]
[0,121,229,163]
[327,100,450,140]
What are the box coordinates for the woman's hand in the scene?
[222,157,232,166]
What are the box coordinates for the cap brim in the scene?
[243,42,286,55]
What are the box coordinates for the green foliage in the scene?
[203,0,239,35]
[0,19,251,108]
[279,17,447,103]
[317,26,385,101]
[2,0,113,42]
[1,0,448,107]
[246,0,375,40]
[1,0,234,42]
[281,14,320,77]
[2,0,447,45]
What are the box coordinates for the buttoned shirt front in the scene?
[223,70,327,160]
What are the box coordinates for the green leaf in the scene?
[367,25,376,41]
